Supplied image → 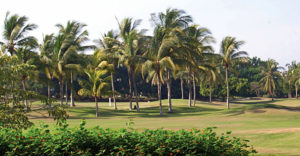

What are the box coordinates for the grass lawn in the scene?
[28,98,300,155]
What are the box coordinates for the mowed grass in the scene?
[28,98,300,155]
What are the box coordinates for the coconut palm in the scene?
[181,25,214,106]
[96,30,121,110]
[78,67,110,117]
[118,17,146,112]
[40,34,55,100]
[15,43,39,110]
[219,36,248,109]
[150,8,192,111]
[142,26,176,115]
[53,21,91,106]
[259,59,282,101]
[1,12,37,56]
[286,61,298,98]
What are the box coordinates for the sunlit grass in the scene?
[29,98,300,155]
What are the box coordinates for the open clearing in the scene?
[29,98,300,155]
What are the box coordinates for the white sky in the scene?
[0,0,299,67]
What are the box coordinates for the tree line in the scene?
[0,8,299,118]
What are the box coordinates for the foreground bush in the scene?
[0,121,256,155]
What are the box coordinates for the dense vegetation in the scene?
[0,121,256,155]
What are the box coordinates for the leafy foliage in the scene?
[0,121,256,155]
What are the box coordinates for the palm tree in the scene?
[40,34,55,100]
[1,12,37,56]
[201,57,222,103]
[118,17,146,112]
[16,44,39,110]
[259,59,282,101]
[78,67,110,117]
[150,8,192,111]
[96,30,121,110]
[181,25,214,106]
[219,36,248,109]
[286,61,297,98]
[53,21,91,106]
[142,26,176,115]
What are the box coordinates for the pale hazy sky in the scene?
[0,0,299,66]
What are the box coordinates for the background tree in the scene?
[259,59,282,101]
[219,36,248,109]
[96,30,121,110]
[1,12,37,56]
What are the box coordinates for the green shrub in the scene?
[0,121,256,155]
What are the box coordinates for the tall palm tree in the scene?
[16,44,39,110]
[181,25,214,106]
[1,12,37,56]
[53,21,91,106]
[142,26,176,115]
[151,8,192,111]
[118,17,146,112]
[78,67,110,117]
[40,34,55,100]
[96,30,121,110]
[260,59,282,101]
[219,36,248,109]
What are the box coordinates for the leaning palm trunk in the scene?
[21,76,29,111]
[166,69,173,113]
[225,67,230,109]
[157,72,163,116]
[192,72,196,106]
[59,78,63,105]
[188,70,192,107]
[65,82,68,105]
[111,72,117,110]
[94,96,99,117]
[127,68,133,110]
[180,77,184,99]
[70,72,75,107]
[132,70,140,112]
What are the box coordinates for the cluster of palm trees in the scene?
[0,9,251,117]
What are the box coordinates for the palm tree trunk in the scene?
[271,87,274,101]
[132,69,140,112]
[65,82,68,105]
[70,72,75,107]
[21,76,29,111]
[111,72,117,110]
[188,70,192,107]
[192,72,196,106]
[167,69,173,113]
[59,78,63,105]
[296,85,298,99]
[225,67,230,109]
[209,79,212,103]
[47,81,51,100]
[95,96,99,117]
[158,72,163,116]
[127,68,133,110]
[288,81,292,98]
[180,77,184,99]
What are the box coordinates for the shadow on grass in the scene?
[68,105,223,119]
[222,99,300,116]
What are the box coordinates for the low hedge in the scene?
[0,121,256,155]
